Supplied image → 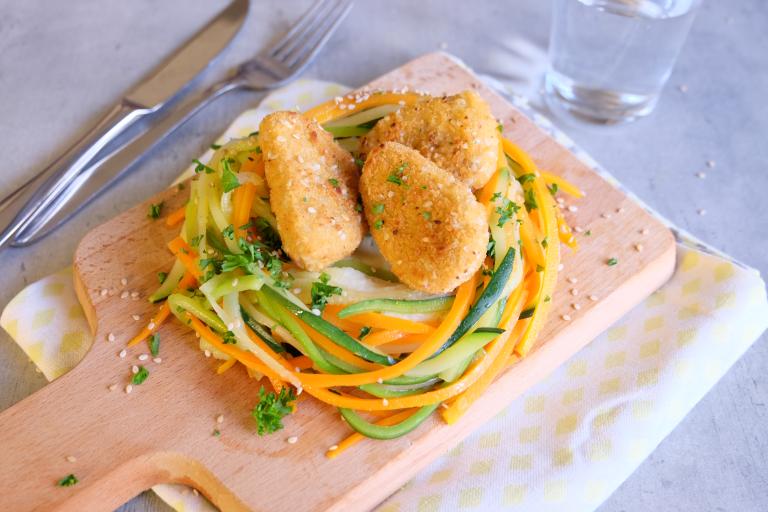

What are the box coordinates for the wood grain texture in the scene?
[0,52,675,512]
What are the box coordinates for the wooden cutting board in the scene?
[0,52,675,511]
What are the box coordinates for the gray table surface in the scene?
[1,0,766,510]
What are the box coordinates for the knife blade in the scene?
[0,0,249,251]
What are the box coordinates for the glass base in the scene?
[544,71,660,125]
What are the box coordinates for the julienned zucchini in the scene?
[405,328,504,377]
[339,404,440,440]
[262,286,395,366]
[434,248,516,356]
[338,296,454,318]
[240,307,284,353]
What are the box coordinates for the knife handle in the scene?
[0,100,150,250]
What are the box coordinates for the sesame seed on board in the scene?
[287,436,298,444]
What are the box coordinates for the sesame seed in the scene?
[634,243,644,252]
[706,160,716,168]
[557,263,564,271]
[561,314,572,321]
[572,303,581,310]
[147,322,155,330]
[108,383,118,391]
[287,436,298,444]
[695,172,706,179]
[130,291,139,299]
[125,384,133,394]
[66,455,77,463]
[192,489,199,497]
[616,207,625,214]
[138,354,149,361]
[107,332,115,342]
[567,277,578,284]
[328,444,339,451]
[204,350,211,358]
[132,365,139,374]
[100,288,108,297]
[120,291,129,299]
[567,205,578,212]
[640,228,649,235]
[382,398,389,406]
[574,226,583,233]
[377,378,384,384]
[120,277,128,286]
[232,278,239,287]
[293,288,301,294]
[678,84,688,93]
[216,414,224,424]
[697,208,707,216]
[311,308,321,316]
[153,357,162,364]
[589,294,598,301]
[297,386,303,396]
[570,288,579,296]
[119,349,127,359]
[132,314,140,321]
[601,212,612,219]
[307,207,317,214]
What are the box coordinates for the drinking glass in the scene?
[544,0,701,124]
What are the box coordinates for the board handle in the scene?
[0,363,186,511]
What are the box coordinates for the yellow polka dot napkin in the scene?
[2,80,767,511]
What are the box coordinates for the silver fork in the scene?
[12,0,354,246]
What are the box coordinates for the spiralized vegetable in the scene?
[132,90,580,457]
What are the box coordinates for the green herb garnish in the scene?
[547,183,559,196]
[57,474,78,487]
[421,211,432,220]
[222,224,234,240]
[148,202,163,219]
[386,161,408,185]
[519,307,535,319]
[221,158,240,192]
[223,331,237,344]
[328,178,340,187]
[311,273,342,312]
[193,159,214,174]
[373,219,384,230]
[495,198,521,227]
[210,143,222,150]
[524,188,538,211]
[149,334,160,357]
[157,272,167,284]
[251,386,296,435]
[607,257,618,266]
[359,326,372,339]
[132,366,149,385]
[517,173,536,184]
[372,203,385,214]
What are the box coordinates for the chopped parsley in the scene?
[486,239,496,258]
[517,173,536,184]
[193,159,214,174]
[57,474,78,487]
[519,307,535,319]
[547,183,559,196]
[254,218,282,252]
[372,203,385,214]
[355,202,363,213]
[328,178,340,187]
[495,198,521,227]
[491,192,502,202]
[359,326,372,339]
[157,272,167,284]
[222,224,234,240]
[148,202,163,219]
[190,234,203,247]
[311,273,342,312]
[543,295,551,302]
[251,386,296,435]
[177,183,185,191]
[387,161,408,185]
[213,429,221,437]
[373,219,384,230]
[354,157,365,168]
[607,257,618,266]
[524,188,538,211]
[497,123,504,133]
[541,237,548,249]
[131,366,149,385]
[421,211,432,220]
[210,143,222,150]
[585,230,592,236]
[536,264,544,272]
[223,331,237,344]
[221,158,240,192]
[149,334,160,357]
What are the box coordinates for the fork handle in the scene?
[0,100,150,250]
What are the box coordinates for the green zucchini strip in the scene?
[359,378,440,398]
[263,286,395,366]
[405,328,502,378]
[240,307,284,353]
[149,259,186,303]
[338,296,454,318]
[167,293,227,333]
[434,248,516,356]
[339,404,440,440]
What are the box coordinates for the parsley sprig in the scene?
[310,273,342,312]
[251,386,296,435]
[495,198,521,227]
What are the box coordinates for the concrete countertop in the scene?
[0,0,765,510]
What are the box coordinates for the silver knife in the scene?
[0,0,248,251]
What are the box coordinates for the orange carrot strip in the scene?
[322,305,363,333]
[167,237,202,280]
[240,155,265,177]
[289,355,314,371]
[305,92,423,125]
[126,302,171,347]
[295,317,383,372]
[216,358,237,374]
[232,182,257,240]
[541,171,583,198]
[341,312,435,334]
[362,330,407,347]
[165,206,186,227]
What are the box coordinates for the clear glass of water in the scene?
[545,0,701,124]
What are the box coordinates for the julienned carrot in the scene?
[517,207,545,268]
[304,92,423,125]
[216,358,237,374]
[165,206,186,227]
[295,317,382,372]
[232,182,257,240]
[240,155,265,177]
[127,302,170,347]
[326,409,418,459]
[342,312,435,334]
[322,305,361,333]
[541,171,583,198]
[297,273,478,389]
[289,355,314,371]
[362,330,407,346]
[554,205,578,249]
[167,237,202,279]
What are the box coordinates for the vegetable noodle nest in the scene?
[128,89,581,457]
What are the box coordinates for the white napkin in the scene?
[2,80,766,512]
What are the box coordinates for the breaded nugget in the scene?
[360,90,499,189]
[360,142,488,294]
[260,111,364,271]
